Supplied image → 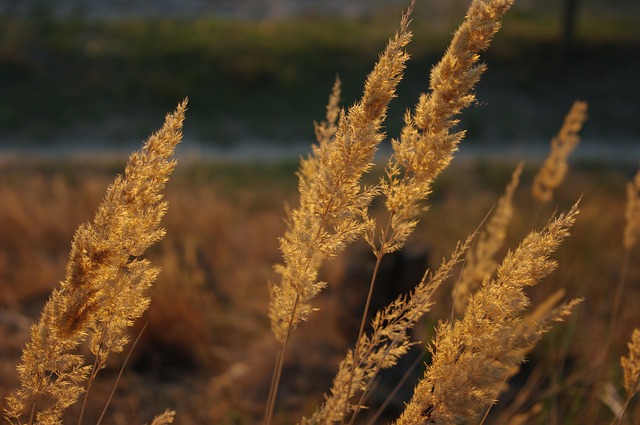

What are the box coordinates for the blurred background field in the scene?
[1,0,640,423]
[0,0,639,157]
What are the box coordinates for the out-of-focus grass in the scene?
[1,6,638,145]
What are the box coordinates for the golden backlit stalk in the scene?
[269,2,413,343]
[375,0,516,255]
[265,6,414,424]
[394,203,581,425]
[532,100,588,203]
[4,100,187,425]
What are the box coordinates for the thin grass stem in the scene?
[585,248,632,425]
[263,348,283,424]
[341,250,386,425]
[265,295,299,425]
[365,348,425,425]
[612,388,637,425]
[77,352,101,425]
[27,401,36,425]
[479,369,512,425]
[341,216,395,425]
[96,322,148,425]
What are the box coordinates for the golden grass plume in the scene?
[374,0,516,255]
[4,100,187,425]
[394,203,582,425]
[268,1,413,344]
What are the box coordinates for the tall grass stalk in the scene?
[394,203,582,425]
[3,100,187,425]
[343,0,517,420]
[264,4,413,423]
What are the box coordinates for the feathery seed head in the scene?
[380,0,515,255]
[301,236,472,424]
[5,100,186,424]
[395,203,581,425]
[269,6,413,342]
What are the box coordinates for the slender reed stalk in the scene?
[3,100,187,425]
[95,322,148,425]
[264,76,343,425]
[365,350,426,425]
